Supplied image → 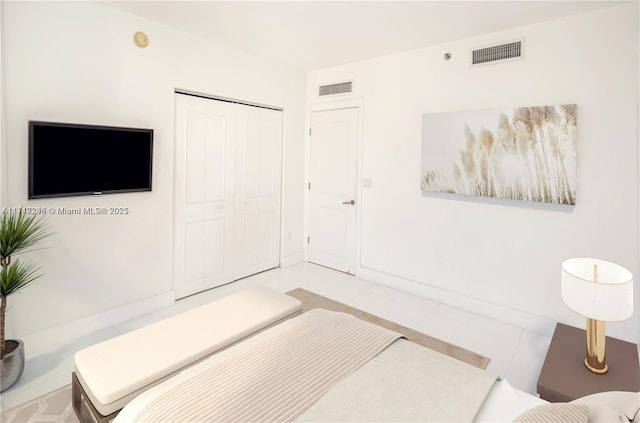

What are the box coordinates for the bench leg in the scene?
[72,372,120,423]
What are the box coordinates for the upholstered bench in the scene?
[72,285,303,423]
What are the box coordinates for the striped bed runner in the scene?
[132,308,403,423]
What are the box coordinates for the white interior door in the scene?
[308,107,358,273]
[174,94,235,299]
[234,105,283,280]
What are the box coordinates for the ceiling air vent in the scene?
[471,39,524,66]
[319,81,352,96]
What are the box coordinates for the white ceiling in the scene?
[105,1,627,71]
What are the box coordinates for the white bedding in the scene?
[126,309,402,422]
[115,309,543,422]
[475,379,547,422]
[296,338,497,422]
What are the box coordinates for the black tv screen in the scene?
[29,121,153,199]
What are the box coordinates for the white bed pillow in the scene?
[474,379,547,422]
[571,391,640,423]
[513,391,640,423]
[513,403,589,423]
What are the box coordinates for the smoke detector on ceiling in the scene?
[133,31,149,48]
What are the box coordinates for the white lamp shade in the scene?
[561,258,634,321]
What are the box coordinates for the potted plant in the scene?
[0,209,50,392]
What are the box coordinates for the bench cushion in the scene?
[74,285,302,412]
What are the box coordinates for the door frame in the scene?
[304,99,364,275]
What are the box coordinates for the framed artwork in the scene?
[421,104,577,205]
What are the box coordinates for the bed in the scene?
[112,306,550,422]
[112,291,639,423]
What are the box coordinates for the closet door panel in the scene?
[184,218,225,284]
[174,94,235,299]
[242,211,276,267]
[234,105,282,280]
[184,112,227,205]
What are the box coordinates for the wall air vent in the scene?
[471,39,524,66]
[319,81,353,96]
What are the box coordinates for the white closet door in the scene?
[174,94,235,299]
[233,105,283,280]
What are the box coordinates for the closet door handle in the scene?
[342,200,355,205]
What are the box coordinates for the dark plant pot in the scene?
[1,339,25,392]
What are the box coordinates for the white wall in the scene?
[3,1,305,339]
[0,1,6,208]
[308,3,640,342]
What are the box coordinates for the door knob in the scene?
[342,200,355,205]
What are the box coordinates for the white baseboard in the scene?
[357,266,556,337]
[281,251,304,268]
[20,290,176,355]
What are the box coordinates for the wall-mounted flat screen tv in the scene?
[29,121,153,199]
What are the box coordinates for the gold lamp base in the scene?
[585,317,607,374]
[584,358,608,374]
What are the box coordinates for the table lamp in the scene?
[561,258,634,374]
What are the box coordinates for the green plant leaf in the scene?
[0,259,41,297]
[0,209,51,262]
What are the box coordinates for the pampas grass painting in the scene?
[421,104,577,205]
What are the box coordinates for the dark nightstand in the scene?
[537,323,640,402]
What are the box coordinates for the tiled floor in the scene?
[0,262,553,412]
